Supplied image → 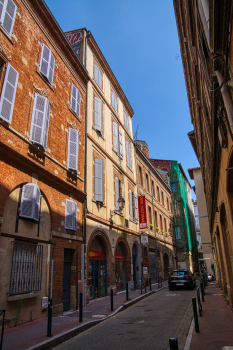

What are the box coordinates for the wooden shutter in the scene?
[134,194,138,223]
[115,177,119,211]
[98,69,102,89]
[113,121,118,152]
[43,100,50,149]
[129,190,133,221]
[0,63,18,124]
[112,91,117,112]
[124,112,128,130]
[67,128,79,171]
[39,44,50,78]
[94,97,102,132]
[65,199,76,230]
[126,140,131,168]
[70,84,80,116]
[94,159,104,202]
[94,64,99,84]
[0,0,5,23]
[119,130,123,159]
[48,53,55,85]
[76,88,81,117]
[29,93,48,147]
[2,0,16,36]
[20,183,40,221]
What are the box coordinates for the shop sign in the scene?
[143,267,148,274]
[141,235,148,244]
[138,195,147,229]
[89,250,105,259]
[115,254,125,261]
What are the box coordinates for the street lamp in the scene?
[110,196,125,221]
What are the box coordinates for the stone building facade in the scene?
[66,29,139,303]
[135,141,176,281]
[0,0,89,327]
[173,0,233,307]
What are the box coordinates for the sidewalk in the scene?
[188,281,233,350]
[2,282,167,350]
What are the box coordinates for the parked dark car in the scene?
[168,269,196,290]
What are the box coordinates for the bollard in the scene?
[192,297,199,333]
[111,289,113,312]
[0,309,6,350]
[200,281,205,302]
[126,282,129,301]
[79,293,83,323]
[169,337,178,350]
[149,277,152,291]
[47,299,52,337]
[196,287,202,317]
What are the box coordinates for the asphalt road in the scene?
[53,286,196,350]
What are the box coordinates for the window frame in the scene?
[0,0,17,37]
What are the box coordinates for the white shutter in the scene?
[134,194,138,223]
[129,190,133,221]
[98,69,102,89]
[126,140,131,168]
[113,122,118,152]
[43,99,50,149]
[0,63,18,123]
[2,0,16,36]
[71,83,77,114]
[19,183,40,221]
[48,53,55,85]
[29,93,48,147]
[74,201,77,230]
[119,130,123,159]
[67,128,79,171]
[128,142,132,168]
[94,159,104,202]
[94,97,102,132]
[65,199,76,230]
[39,44,50,78]
[76,89,81,117]
[115,177,119,211]
[94,65,99,84]
[124,113,129,130]
[0,0,5,23]
[112,92,117,112]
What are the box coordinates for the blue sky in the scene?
[45,0,199,193]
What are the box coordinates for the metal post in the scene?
[200,281,205,301]
[111,289,113,312]
[47,299,52,337]
[149,277,151,291]
[141,281,142,294]
[145,284,146,293]
[79,293,83,323]
[192,297,199,333]
[126,282,129,301]
[196,287,202,317]
[76,252,79,310]
[0,309,6,350]
[169,337,178,350]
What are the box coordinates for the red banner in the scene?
[89,250,105,259]
[138,195,147,229]
[115,254,125,261]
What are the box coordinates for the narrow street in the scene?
[53,287,196,350]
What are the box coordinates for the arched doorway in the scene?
[88,236,107,299]
[163,253,169,280]
[115,241,127,292]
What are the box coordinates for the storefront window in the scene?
[115,242,127,292]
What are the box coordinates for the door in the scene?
[63,261,71,311]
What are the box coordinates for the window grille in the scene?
[9,241,43,294]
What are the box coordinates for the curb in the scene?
[26,285,167,350]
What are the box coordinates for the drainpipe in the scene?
[216,70,233,133]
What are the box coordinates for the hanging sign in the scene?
[115,254,125,261]
[141,235,148,244]
[89,250,105,259]
[138,195,147,229]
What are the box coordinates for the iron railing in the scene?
[9,241,43,294]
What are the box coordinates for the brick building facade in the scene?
[0,0,89,327]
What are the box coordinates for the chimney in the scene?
[134,140,149,158]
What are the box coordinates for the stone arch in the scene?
[114,236,131,291]
[220,203,233,303]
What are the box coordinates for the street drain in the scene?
[92,315,106,318]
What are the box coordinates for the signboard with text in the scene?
[138,195,147,229]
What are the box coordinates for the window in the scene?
[70,84,81,117]
[161,191,164,206]
[154,211,158,227]
[124,112,129,130]
[113,121,118,152]
[171,184,176,192]
[139,166,143,186]
[126,140,132,168]
[119,130,123,159]
[19,183,41,221]
[174,202,180,216]
[195,217,200,230]
[67,128,79,171]
[9,241,43,294]
[164,218,167,232]
[94,96,102,133]
[134,194,138,223]
[157,186,160,202]
[94,159,104,202]
[152,180,155,198]
[39,44,55,85]
[29,93,50,149]
[0,0,17,37]
[146,174,149,192]
[148,206,152,224]
[175,226,181,239]
[0,63,18,124]
[65,199,77,230]
[94,64,102,89]
[111,91,117,112]
[129,189,133,221]
[167,198,169,210]
[115,177,120,211]
[160,215,163,230]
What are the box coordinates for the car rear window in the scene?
[172,271,188,276]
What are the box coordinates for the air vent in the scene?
[125,219,129,228]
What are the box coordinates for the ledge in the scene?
[7,292,39,301]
